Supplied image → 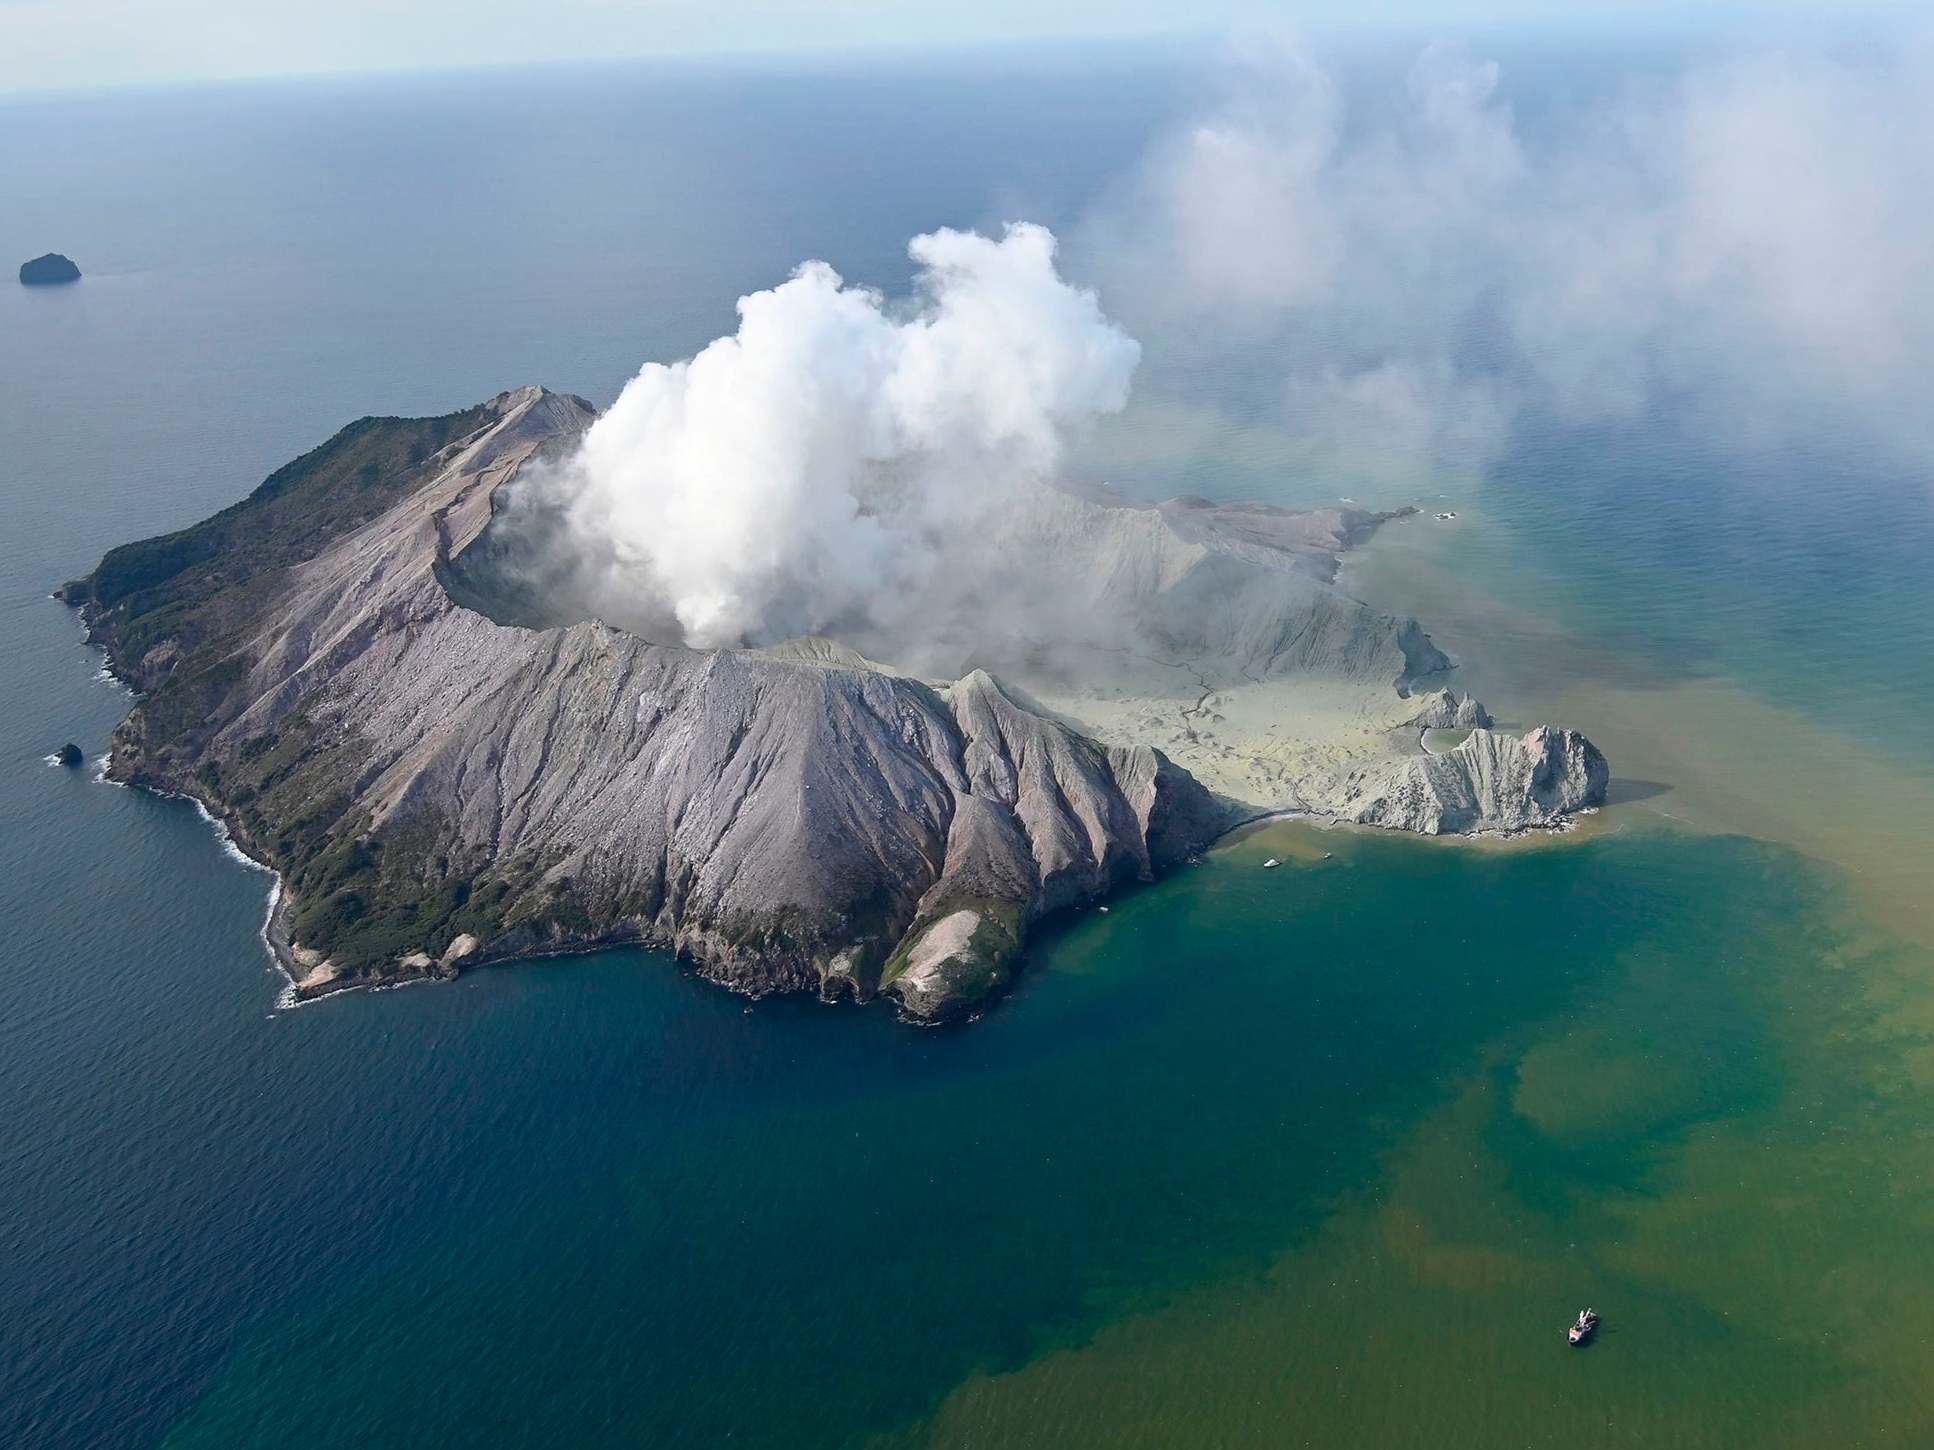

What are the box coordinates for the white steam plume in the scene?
[556,222,1138,648]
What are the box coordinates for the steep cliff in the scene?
[1334,726,1610,834]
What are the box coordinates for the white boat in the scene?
[1568,1308,1599,1346]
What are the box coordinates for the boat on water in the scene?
[1568,1308,1599,1346]
[1262,858,1281,869]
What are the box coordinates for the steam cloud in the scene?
[553,222,1138,649]
[1082,28,1934,482]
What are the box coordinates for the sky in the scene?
[0,0,1909,94]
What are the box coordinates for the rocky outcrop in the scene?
[55,743,84,767]
[1411,688,1493,730]
[1333,726,1609,834]
[19,253,80,285]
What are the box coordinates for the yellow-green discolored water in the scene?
[875,462,1934,1448]
[887,823,1934,1448]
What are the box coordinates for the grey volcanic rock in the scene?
[1143,500,1449,687]
[876,670,1222,1019]
[20,253,81,285]
[1335,726,1609,834]
[72,387,1220,1020]
[858,484,1451,694]
[1411,689,1493,730]
[55,742,83,767]
[1155,496,1418,584]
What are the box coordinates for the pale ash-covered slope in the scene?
[865,481,1450,691]
[80,388,1219,1021]
[997,489,1607,832]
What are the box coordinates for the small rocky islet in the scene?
[63,387,1608,1022]
[19,253,82,286]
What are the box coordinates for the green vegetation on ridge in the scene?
[65,404,504,972]
[66,403,494,685]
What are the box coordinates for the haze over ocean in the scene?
[4,35,1934,1449]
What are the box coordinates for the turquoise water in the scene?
[6,45,1934,1450]
[1478,419,1934,761]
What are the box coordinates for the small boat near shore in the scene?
[1568,1308,1599,1346]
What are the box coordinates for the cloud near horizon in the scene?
[512,26,1934,653]
[1081,28,1934,482]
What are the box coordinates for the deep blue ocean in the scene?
[5,40,1934,1450]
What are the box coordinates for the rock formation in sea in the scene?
[19,253,81,285]
[55,743,83,767]
[1410,688,1493,730]
[1335,725,1608,834]
[63,386,1609,1020]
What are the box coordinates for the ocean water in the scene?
[5,43,1934,1450]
